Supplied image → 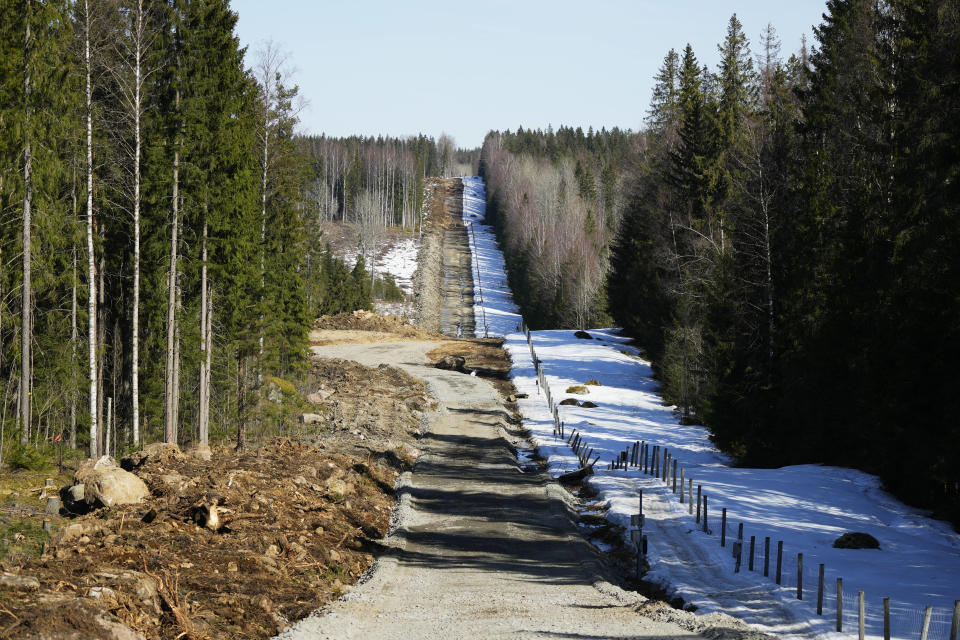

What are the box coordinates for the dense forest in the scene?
[483,1,960,525]
[479,126,637,328]
[0,0,386,465]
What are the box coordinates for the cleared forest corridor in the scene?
[280,339,706,640]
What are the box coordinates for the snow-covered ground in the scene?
[461,175,960,640]
[373,237,419,293]
[340,235,420,294]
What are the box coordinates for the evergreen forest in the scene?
[0,0,445,464]
[481,2,960,525]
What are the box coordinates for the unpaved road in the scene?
[278,340,707,640]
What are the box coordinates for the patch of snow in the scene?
[462,175,960,640]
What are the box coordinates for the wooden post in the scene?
[883,597,891,640]
[749,536,755,571]
[644,443,649,473]
[921,606,933,640]
[680,468,685,503]
[672,459,677,493]
[688,479,693,514]
[797,553,803,600]
[696,485,702,523]
[776,540,783,585]
[837,578,843,632]
[818,564,825,615]
[859,591,866,640]
[703,495,708,532]
[721,508,727,547]
[950,600,960,640]
[764,536,770,577]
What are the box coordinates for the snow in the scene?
[340,235,420,294]
[461,176,960,640]
[375,237,419,293]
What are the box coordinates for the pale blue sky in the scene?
[232,1,828,148]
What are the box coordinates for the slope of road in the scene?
[279,340,757,640]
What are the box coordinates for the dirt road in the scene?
[278,340,707,639]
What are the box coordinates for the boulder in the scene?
[121,442,184,470]
[435,355,467,372]
[559,398,579,406]
[299,413,324,425]
[186,443,212,462]
[579,401,599,408]
[75,456,150,508]
[833,532,880,549]
[574,330,592,340]
[307,389,333,403]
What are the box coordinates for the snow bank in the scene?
[461,175,960,640]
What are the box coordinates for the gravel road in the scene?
[277,340,710,640]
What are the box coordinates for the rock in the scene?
[559,398,579,406]
[187,443,212,461]
[574,330,593,339]
[192,498,221,531]
[265,544,280,557]
[435,355,466,372]
[54,523,87,545]
[0,573,40,590]
[75,456,150,508]
[580,401,599,408]
[121,442,185,471]
[833,532,880,549]
[307,389,332,403]
[328,549,342,563]
[227,561,238,573]
[299,413,324,425]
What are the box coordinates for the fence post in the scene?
[703,495,708,532]
[764,536,770,577]
[950,600,960,640]
[721,509,727,547]
[818,564,825,615]
[672,459,678,493]
[797,553,803,600]
[680,468,685,503]
[749,536,755,572]
[837,578,843,632]
[884,597,891,640]
[776,541,783,585]
[688,479,693,514]
[921,606,933,640]
[857,591,867,640]
[696,486,702,523]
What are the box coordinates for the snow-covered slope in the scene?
[462,175,960,640]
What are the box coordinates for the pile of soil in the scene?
[305,357,436,464]
[0,440,397,639]
[313,311,435,340]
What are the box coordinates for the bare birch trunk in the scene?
[70,246,77,449]
[20,2,32,446]
[131,0,143,445]
[164,136,180,443]
[199,218,209,445]
[84,0,98,458]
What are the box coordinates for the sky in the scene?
[232,1,829,149]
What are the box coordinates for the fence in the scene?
[519,320,960,640]
[465,221,488,338]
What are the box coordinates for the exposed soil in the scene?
[0,441,397,639]
[412,178,463,333]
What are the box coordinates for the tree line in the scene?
[0,0,364,465]
[479,126,636,328]
[607,2,959,525]
[481,2,959,526]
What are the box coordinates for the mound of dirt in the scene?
[0,440,397,639]
[305,357,436,464]
[315,311,422,335]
